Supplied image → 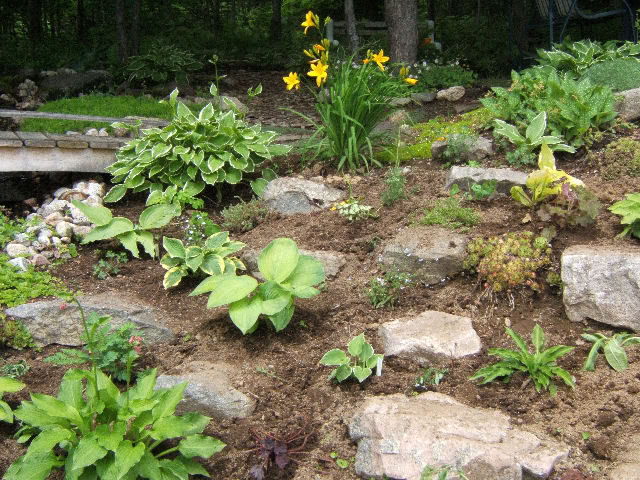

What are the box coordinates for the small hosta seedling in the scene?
[582,331,640,372]
[414,366,448,391]
[319,333,383,383]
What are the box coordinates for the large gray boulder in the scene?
[381,227,468,285]
[616,87,640,121]
[431,135,494,163]
[155,361,255,420]
[262,177,345,215]
[379,310,482,364]
[39,70,111,97]
[607,434,640,480]
[349,393,569,480]
[445,166,527,195]
[5,293,175,347]
[436,86,465,102]
[562,246,640,332]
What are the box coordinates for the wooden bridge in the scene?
[0,109,167,173]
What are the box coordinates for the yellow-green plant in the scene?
[0,376,24,423]
[510,143,584,208]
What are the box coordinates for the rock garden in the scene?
[3,15,640,480]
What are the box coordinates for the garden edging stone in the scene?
[445,166,527,195]
[262,177,345,215]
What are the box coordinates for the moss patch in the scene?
[599,137,640,180]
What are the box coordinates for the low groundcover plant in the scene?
[319,333,383,383]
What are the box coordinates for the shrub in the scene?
[583,58,640,92]
[126,41,202,85]
[464,231,552,293]
[104,86,287,206]
[221,198,270,233]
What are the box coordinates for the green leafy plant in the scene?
[535,38,640,77]
[319,333,383,383]
[412,62,476,90]
[438,134,477,166]
[2,360,30,379]
[72,200,180,258]
[481,67,617,148]
[160,230,246,289]
[5,299,225,480]
[0,314,36,350]
[0,254,73,308]
[329,452,354,469]
[609,193,640,239]
[332,196,376,222]
[470,324,575,396]
[418,196,479,230]
[221,198,270,233]
[542,183,600,228]
[464,231,551,293]
[366,268,414,309]
[184,211,218,246]
[582,332,640,372]
[126,41,202,85]
[0,376,24,424]
[599,138,640,180]
[92,250,128,279]
[414,366,448,391]
[381,167,407,206]
[493,111,575,166]
[191,237,325,334]
[45,310,143,382]
[105,86,287,205]
[0,208,27,249]
[468,180,497,201]
[510,144,584,208]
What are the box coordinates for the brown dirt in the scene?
[2,74,640,480]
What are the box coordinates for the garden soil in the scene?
[2,72,640,480]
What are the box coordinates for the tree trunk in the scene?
[130,0,141,56]
[384,0,418,64]
[270,0,281,41]
[344,0,359,54]
[115,0,128,64]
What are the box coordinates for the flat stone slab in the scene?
[379,310,482,364]
[0,131,22,147]
[5,293,175,347]
[445,166,527,195]
[241,248,346,279]
[15,131,56,148]
[349,393,569,480]
[262,177,345,215]
[0,145,117,172]
[381,227,468,285]
[155,361,255,420]
[562,245,640,332]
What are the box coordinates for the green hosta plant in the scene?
[511,143,584,208]
[105,86,288,205]
[5,368,225,480]
[609,193,640,239]
[161,230,246,289]
[191,238,325,334]
[72,200,180,258]
[319,333,383,383]
[470,324,575,396]
[0,376,24,423]
[493,111,575,166]
[583,332,640,372]
[126,41,202,85]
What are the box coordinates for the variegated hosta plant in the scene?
[104,85,289,205]
[161,230,246,289]
[190,238,325,334]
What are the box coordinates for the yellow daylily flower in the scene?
[283,72,300,91]
[301,11,316,34]
[399,65,409,78]
[308,61,328,87]
[363,58,370,64]
[313,43,326,52]
[371,49,389,71]
[404,77,418,85]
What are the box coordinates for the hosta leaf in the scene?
[201,171,220,185]
[335,364,353,382]
[71,200,113,227]
[0,376,25,393]
[163,267,186,289]
[250,178,268,197]
[163,237,186,259]
[136,230,156,258]
[257,281,291,315]
[283,255,325,288]
[229,155,248,170]
[104,185,128,204]
[229,295,263,334]
[233,143,250,160]
[348,333,365,357]
[187,164,198,180]
[352,366,372,383]
[262,168,277,181]
[185,246,204,271]
[200,253,225,276]
[207,275,258,309]
[525,111,547,141]
[151,143,172,159]
[199,103,214,122]
[604,340,629,371]
[178,434,226,459]
[204,231,229,249]
[190,275,222,296]
[267,302,294,332]
[117,230,140,258]
[267,144,292,156]
[319,349,348,366]
[139,203,180,230]
[258,238,299,283]
[183,180,205,197]
[71,436,108,472]
[224,167,242,184]
[207,155,224,172]
[82,217,134,243]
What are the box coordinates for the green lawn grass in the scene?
[20,95,175,134]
